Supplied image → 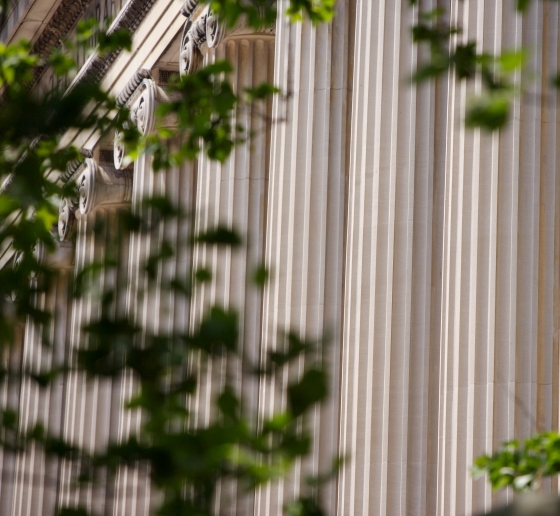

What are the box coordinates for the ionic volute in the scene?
[114,73,160,170]
[58,198,78,241]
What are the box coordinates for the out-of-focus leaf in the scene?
[465,94,510,131]
[196,226,242,247]
[288,369,327,418]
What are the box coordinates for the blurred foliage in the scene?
[472,433,560,493]
[200,0,335,27]
[0,3,337,516]
[409,1,541,131]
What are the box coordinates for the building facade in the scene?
[1,1,560,515]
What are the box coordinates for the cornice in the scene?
[67,0,158,90]
[27,0,159,92]
[27,0,93,91]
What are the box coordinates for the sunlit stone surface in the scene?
[2,1,560,515]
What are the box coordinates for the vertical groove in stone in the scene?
[547,0,560,497]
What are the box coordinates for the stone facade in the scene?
[1,1,560,515]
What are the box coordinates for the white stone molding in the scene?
[78,157,132,215]
[58,198,78,241]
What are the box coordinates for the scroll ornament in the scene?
[78,157,132,215]
[58,198,78,241]
[114,77,157,170]
[179,1,274,77]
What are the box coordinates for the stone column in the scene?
[338,1,560,516]
[433,2,560,515]
[337,1,438,515]
[180,6,275,514]
[0,325,24,516]
[254,1,353,514]
[111,73,160,516]
[55,152,135,514]
[9,238,74,516]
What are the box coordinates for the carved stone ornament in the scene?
[205,8,226,49]
[113,130,127,171]
[78,158,133,215]
[114,78,157,169]
[179,3,275,77]
[58,198,78,241]
[180,21,205,76]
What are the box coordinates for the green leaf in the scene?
[465,94,510,131]
[288,369,327,418]
[253,265,269,286]
[245,83,280,101]
[98,28,132,53]
[58,508,89,516]
[189,306,239,354]
[498,50,526,72]
[195,267,212,283]
[516,0,531,12]
[218,385,239,421]
[35,205,58,231]
[196,226,242,247]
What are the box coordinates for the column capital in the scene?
[78,158,132,215]
[33,240,74,271]
[179,2,275,77]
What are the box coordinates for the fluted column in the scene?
[9,239,74,516]
[255,1,353,514]
[180,6,275,513]
[112,75,161,516]
[432,1,560,515]
[337,1,438,516]
[55,152,135,514]
[0,323,24,516]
